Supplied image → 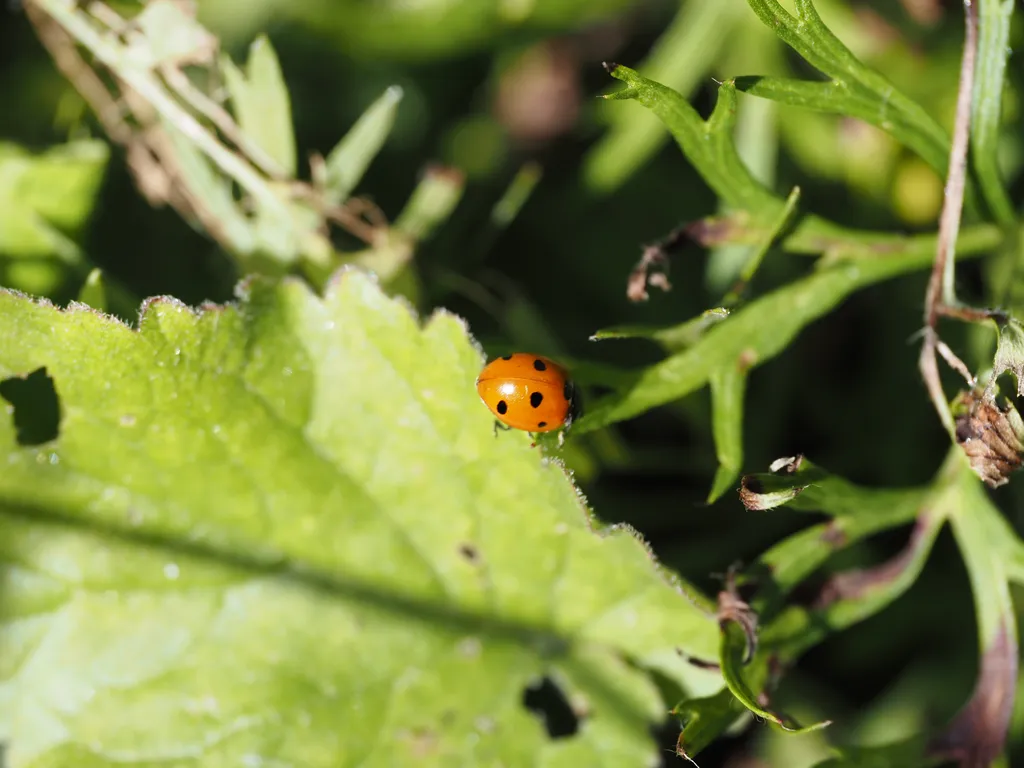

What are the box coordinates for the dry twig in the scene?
[919,1,991,435]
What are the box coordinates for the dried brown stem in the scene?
[919,0,979,435]
[24,2,132,144]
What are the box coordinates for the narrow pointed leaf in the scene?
[972,0,1016,227]
[576,246,985,434]
[585,0,741,192]
[76,268,107,312]
[723,184,800,305]
[591,308,730,353]
[221,36,297,176]
[324,86,403,205]
[707,368,747,504]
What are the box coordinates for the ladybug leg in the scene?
[493,420,511,437]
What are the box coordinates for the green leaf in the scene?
[600,67,997,259]
[945,462,1018,648]
[590,308,730,353]
[775,513,944,659]
[0,269,720,766]
[927,458,1020,765]
[707,368,747,504]
[577,243,984,434]
[722,184,801,305]
[604,66,780,217]
[13,139,109,235]
[720,622,831,733]
[743,458,928,618]
[324,86,404,205]
[161,120,257,255]
[992,315,1024,396]
[393,166,465,241]
[584,0,743,192]
[0,140,108,266]
[742,0,951,176]
[131,0,215,67]
[322,166,465,301]
[972,0,1016,228]
[672,688,746,761]
[491,162,542,230]
[733,75,949,182]
[76,268,107,312]
[220,36,297,176]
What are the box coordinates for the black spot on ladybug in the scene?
[501,354,513,360]
[533,359,547,371]
[497,400,508,415]
[538,421,547,428]
[563,381,573,401]
[530,392,544,408]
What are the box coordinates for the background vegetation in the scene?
[2,0,1024,766]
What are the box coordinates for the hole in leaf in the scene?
[522,676,579,738]
[0,367,61,445]
[457,542,481,564]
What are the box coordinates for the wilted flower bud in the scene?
[952,389,1024,488]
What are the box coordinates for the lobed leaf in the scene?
[601,67,1001,262]
[742,0,951,179]
[584,0,743,192]
[604,65,780,218]
[0,269,720,766]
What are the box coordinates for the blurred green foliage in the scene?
[3,0,1024,765]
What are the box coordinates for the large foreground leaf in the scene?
[0,269,717,766]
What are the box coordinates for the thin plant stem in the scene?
[33,0,293,229]
[920,0,980,434]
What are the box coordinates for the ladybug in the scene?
[476,353,579,437]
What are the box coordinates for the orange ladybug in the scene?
[476,353,579,436]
